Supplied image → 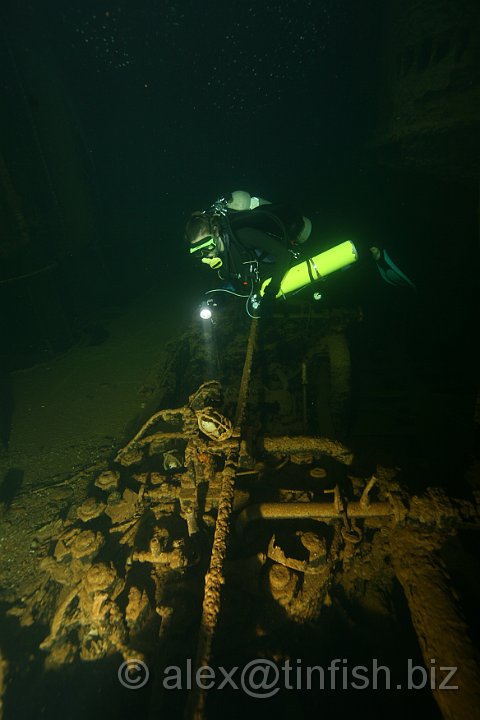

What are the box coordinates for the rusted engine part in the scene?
[38,556,130,665]
[265,527,344,622]
[114,380,219,466]
[234,464,480,718]
[208,472,381,660]
[229,474,379,629]
[391,528,480,720]
[219,526,342,632]
[9,380,243,670]
[114,380,238,537]
[213,464,380,636]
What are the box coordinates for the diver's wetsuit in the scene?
[221,204,304,294]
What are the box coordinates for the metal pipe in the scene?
[262,435,354,465]
[187,320,258,718]
[359,475,378,508]
[186,460,237,720]
[234,318,258,429]
[236,500,394,533]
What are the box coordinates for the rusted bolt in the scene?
[309,467,327,479]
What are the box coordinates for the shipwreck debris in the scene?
[2,308,479,720]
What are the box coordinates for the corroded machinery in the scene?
[4,312,480,720]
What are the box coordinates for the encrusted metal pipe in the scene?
[236,500,394,533]
[186,459,237,720]
[234,318,258,429]
[262,435,354,465]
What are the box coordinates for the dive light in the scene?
[199,298,217,323]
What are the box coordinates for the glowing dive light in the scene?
[199,298,216,322]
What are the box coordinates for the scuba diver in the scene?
[185,194,312,318]
[185,190,415,319]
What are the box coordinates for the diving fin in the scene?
[375,249,415,288]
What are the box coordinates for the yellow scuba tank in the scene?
[260,240,358,297]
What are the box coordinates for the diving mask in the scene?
[189,235,217,256]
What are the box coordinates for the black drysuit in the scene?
[219,204,304,295]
